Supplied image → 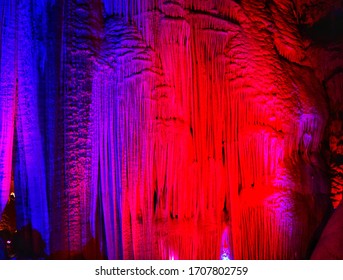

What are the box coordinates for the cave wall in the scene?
[0,0,342,259]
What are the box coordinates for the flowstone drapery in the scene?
[0,0,342,259]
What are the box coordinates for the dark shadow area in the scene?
[0,229,12,259]
[13,224,47,259]
[305,203,333,259]
[299,8,343,43]
[311,202,343,259]
[0,192,16,259]
[0,224,47,260]
[0,235,5,259]
[48,237,105,260]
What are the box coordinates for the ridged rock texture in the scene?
[0,0,342,259]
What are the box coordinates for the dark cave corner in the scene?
[0,191,105,260]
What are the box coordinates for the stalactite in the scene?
[14,0,50,255]
[86,0,336,259]
[0,0,341,260]
[0,0,16,216]
[60,0,102,257]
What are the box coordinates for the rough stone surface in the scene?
[0,0,342,259]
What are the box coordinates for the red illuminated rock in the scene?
[0,0,341,259]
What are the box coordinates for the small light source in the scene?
[169,250,177,260]
[220,249,231,260]
[10,192,15,198]
[7,240,11,244]
[220,227,232,260]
